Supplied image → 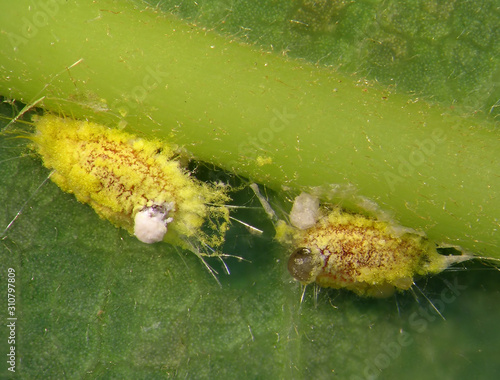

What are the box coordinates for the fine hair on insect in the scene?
[249,182,500,312]
[0,97,261,284]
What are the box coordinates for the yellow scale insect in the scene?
[251,184,486,298]
[11,113,234,276]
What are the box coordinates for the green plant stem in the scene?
[0,0,498,257]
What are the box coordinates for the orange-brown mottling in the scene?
[285,208,449,297]
[31,114,229,249]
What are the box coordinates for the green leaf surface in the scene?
[1,1,499,379]
[147,0,499,118]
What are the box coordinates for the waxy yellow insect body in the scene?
[252,186,470,297]
[283,207,449,297]
[31,114,230,254]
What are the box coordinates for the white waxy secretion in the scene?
[134,202,175,244]
[289,192,320,230]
